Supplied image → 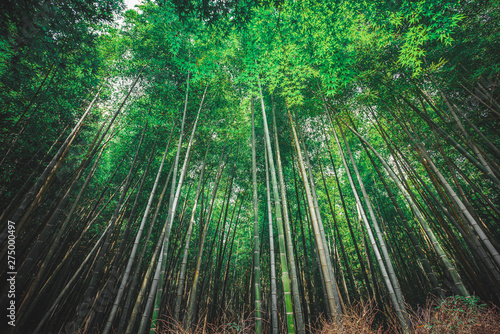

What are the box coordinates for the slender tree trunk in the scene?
[220,194,245,317]
[124,166,174,334]
[137,80,190,334]
[416,145,500,268]
[392,105,500,271]
[318,156,360,302]
[0,86,102,245]
[344,116,446,298]
[17,139,110,325]
[265,147,279,334]
[291,160,315,321]
[286,107,341,322]
[322,126,374,301]
[257,86,295,333]
[300,131,343,314]
[250,99,262,333]
[33,218,114,334]
[148,85,206,333]
[371,112,473,297]
[338,122,407,310]
[272,103,306,334]
[401,95,500,188]
[329,120,408,332]
[421,83,500,161]
[13,127,110,311]
[0,122,68,223]
[27,157,127,311]
[102,128,172,334]
[73,94,146,331]
[116,144,165,333]
[174,147,208,321]
[186,148,226,328]
[209,146,238,323]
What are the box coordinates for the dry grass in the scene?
[317,296,500,334]
[154,315,255,334]
[316,300,391,334]
[410,296,500,334]
[155,296,500,333]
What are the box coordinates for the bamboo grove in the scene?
[1,0,499,333]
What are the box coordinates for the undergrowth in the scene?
[317,300,389,334]
[155,296,500,333]
[411,296,500,334]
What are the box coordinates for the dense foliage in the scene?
[1,0,499,333]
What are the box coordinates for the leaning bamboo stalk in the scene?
[102,128,171,334]
[17,140,109,324]
[286,107,341,322]
[417,145,500,269]
[341,115,470,298]
[317,154,360,302]
[0,87,102,247]
[173,148,208,321]
[300,131,343,313]
[137,76,190,334]
[329,119,408,333]
[74,93,146,331]
[33,218,114,334]
[0,123,68,225]
[118,155,173,333]
[337,123,406,309]
[321,124,374,301]
[392,103,500,273]
[401,95,500,188]
[149,85,207,333]
[185,149,226,328]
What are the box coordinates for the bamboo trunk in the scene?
[257,86,295,333]
[251,98,262,334]
[265,147,279,334]
[286,107,341,323]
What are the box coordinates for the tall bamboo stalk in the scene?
[102,127,171,334]
[174,147,208,321]
[265,147,279,334]
[251,99,262,334]
[257,84,295,333]
[272,103,305,334]
[286,107,341,322]
[149,85,207,333]
[329,119,408,333]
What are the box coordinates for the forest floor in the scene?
[318,296,500,334]
[155,296,500,333]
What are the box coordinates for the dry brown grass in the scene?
[154,315,255,334]
[410,296,500,334]
[317,296,500,334]
[316,300,391,334]
[155,296,500,333]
